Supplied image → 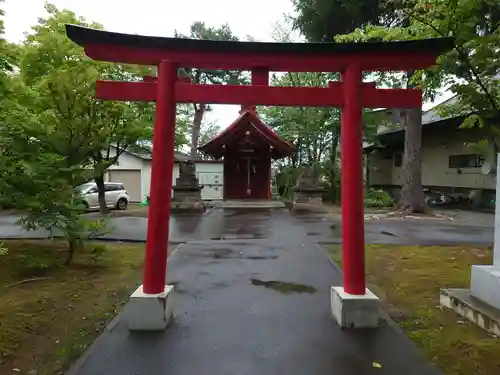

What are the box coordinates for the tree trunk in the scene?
[398,70,427,213]
[290,136,300,168]
[65,238,81,266]
[95,173,108,214]
[190,104,205,160]
[399,107,427,213]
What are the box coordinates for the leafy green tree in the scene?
[335,0,500,211]
[92,67,156,212]
[175,22,248,160]
[197,120,221,160]
[261,71,385,202]
[0,0,9,74]
[19,4,107,212]
[0,100,104,264]
[263,74,370,198]
[0,2,4,37]
[291,0,402,42]
[173,105,191,150]
[18,3,159,214]
[0,4,107,260]
[292,0,430,211]
[0,0,16,97]
[262,24,339,200]
[16,155,103,265]
[0,3,156,261]
[90,102,152,212]
[263,73,337,165]
[263,23,386,202]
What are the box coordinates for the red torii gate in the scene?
[65,24,453,328]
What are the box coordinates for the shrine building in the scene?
[198,105,295,200]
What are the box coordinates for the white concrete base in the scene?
[471,265,500,311]
[331,287,381,329]
[124,285,175,331]
[440,288,500,336]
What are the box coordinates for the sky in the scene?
[2,0,452,129]
[3,0,296,128]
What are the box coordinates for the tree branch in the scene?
[402,7,499,114]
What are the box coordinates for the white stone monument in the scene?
[470,154,500,310]
[440,154,500,335]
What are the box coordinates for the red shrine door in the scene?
[224,149,270,200]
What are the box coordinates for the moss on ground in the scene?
[0,239,152,375]
[326,244,500,375]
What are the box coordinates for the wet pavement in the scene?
[0,207,493,245]
[0,212,204,243]
[363,219,494,245]
[0,207,493,374]
[286,211,494,246]
[67,208,445,375]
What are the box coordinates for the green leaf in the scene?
[459,114,484,129]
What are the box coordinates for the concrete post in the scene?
[470,153,500,310]
[493,155,500,268]
[124,60,177,331]
[330,65,380,329]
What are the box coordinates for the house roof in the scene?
[198,110,295,159]
[369,76,500,143]
[421,96,459,124]
[373,96,460,136]
[364,96,468,152]
[120,144,191,161]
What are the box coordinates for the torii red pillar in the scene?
[142,61,177,294]
[341,65,365,295]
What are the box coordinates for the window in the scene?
[448,154,484,169]
[76,183,94,194]
[105,183,125,192]
[394,153,402,167]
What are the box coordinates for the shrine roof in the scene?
[67,24,454,57]
[198,111,295,160]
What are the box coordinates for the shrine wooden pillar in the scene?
[340,65,366,295]
[267,150,272,200]
[142,60,178,294]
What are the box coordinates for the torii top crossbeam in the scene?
[66,24,454,73]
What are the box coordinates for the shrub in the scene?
[0,241,7,257]
[19,251,56,276]
[364,189,394,208]
[87,243,107,264]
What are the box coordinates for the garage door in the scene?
[108,170,142,202]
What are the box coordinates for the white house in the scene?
[103,146,224,202]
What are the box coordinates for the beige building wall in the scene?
[368,151,393,186]
[369,128,496,190]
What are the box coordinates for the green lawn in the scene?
[325,244,500,375]
[0,240,156,375]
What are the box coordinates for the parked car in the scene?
[76,182,129,211]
